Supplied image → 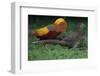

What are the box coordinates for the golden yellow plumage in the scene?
[35,27,49,36]
[53,18,67,32]
[32,18,67,40]
[54,18,65,26]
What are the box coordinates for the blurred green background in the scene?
[28,15,88,61]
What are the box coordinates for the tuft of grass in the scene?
[28,42,88,61]
[28,16,88,61]
[28,31,88,61]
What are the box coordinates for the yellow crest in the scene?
[54,18,65,26]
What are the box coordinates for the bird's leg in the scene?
[71,40,80,50]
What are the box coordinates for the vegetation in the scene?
[28,15,88,61]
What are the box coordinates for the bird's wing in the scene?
[63,32,78,41]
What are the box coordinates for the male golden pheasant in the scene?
[32,18,67,40]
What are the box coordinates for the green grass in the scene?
[28,43,88,60]
[28,36,88,61]
[28,16,88,61]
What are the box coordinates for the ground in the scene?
[28,15,88,61]
[28,36,88,60]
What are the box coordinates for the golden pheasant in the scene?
[32,18,68,40]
